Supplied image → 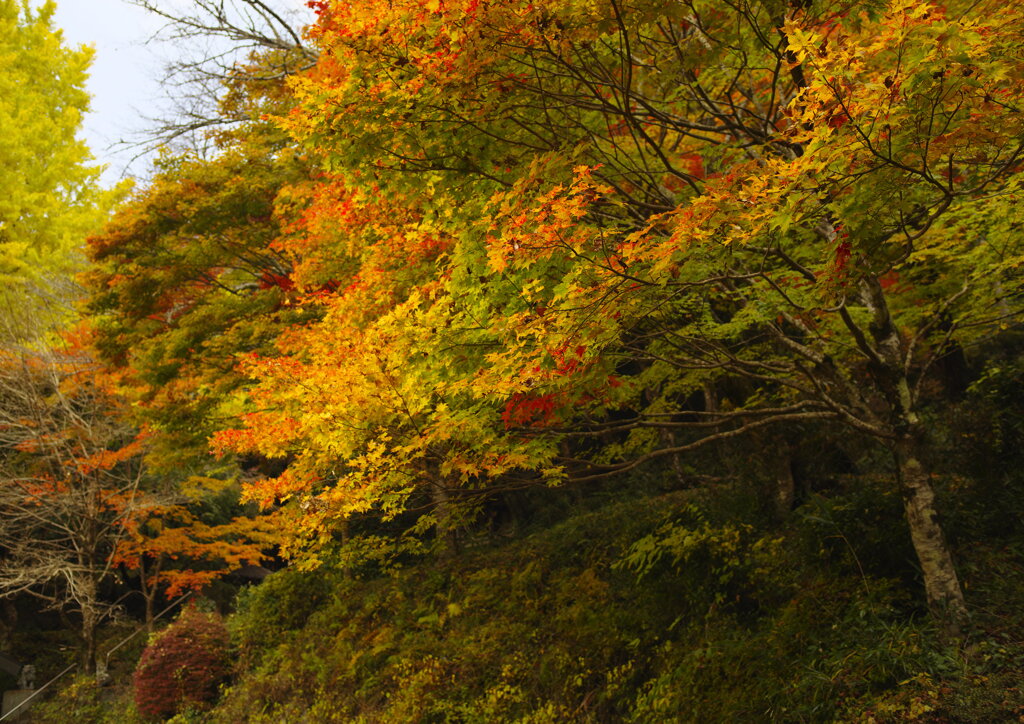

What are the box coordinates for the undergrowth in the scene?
[29,474,1024,723]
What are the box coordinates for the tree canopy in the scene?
[79,0,1024,637]
[0,0,104,283]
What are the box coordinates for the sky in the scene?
[42,1,312,187]
[45,0,172,186]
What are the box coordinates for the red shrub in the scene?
[133,607,231,720]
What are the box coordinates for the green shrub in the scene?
[229,565,337,662]
[29,675,141,724]
[197,486,1024,723]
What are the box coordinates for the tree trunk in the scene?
[0,598,16,651]
[140,555,157,633]
[772,445,796,521]
[76,572,100,674]
[858,276,968,634]
[896,437,967,635]
[430,481,459,556]
[659,428,689,488]
[144,590,155,633]
[81,612,98,675]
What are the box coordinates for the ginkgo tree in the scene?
[0,0,112,342]
[205,0,1024,632]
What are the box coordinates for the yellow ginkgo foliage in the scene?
[0,0,111,340]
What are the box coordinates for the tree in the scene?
[212,0,1024,632]
[125,0,315,151]
[86,113,312,472]
[0,334,146,672]
[115,500,283,630]
[85,57,308,585]
[0,0,112,342]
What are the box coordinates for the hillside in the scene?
[3,0,1024,721]
[31,458,1024,722]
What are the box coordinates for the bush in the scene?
[30,675,141,724]
[133,607,231,721]
[230,566,336,662]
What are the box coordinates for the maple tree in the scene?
[86,110,312,472]
[115,499,282,630]
[0,321,280,665]
[197,0,1024,632]
[84,67,305,610]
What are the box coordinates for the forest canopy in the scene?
[84,0,1023,620]
[129,0,1021,628]
[4,0,1024,719]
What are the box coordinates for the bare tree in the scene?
[0,343,146,673]
[126,0,316,153]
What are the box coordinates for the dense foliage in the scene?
[207,482,1024,722]
[132,608,231,721]
[36,469,1024,722]
[0,0,121,343]
[193,0,1023,630]
[0,0,102,282]
[4,0,1024,720]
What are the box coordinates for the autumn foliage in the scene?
[133,607,231,720]
[81,0,1024,634]
[4,0,1022,718]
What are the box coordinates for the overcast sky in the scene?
[43,1,311,187]
[43,0,171,185]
